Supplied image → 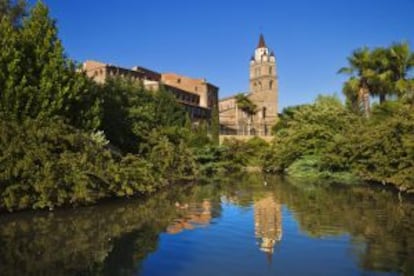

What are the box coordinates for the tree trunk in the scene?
[359,86,370,117]
[235,104,239,135]
[247,116,251,136]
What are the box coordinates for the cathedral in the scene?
[219,34,278,136]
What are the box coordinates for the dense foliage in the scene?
[0,2,101,130]
[195,137,269,176]
[0,116,171,211]
[264,96,414,191]
[0,0,25,26]
[338,42,414,115]
[0,2,212,212]
[264,42,414,192]
[1,1,413,212]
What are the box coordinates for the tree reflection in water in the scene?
[0,184,223,275]
[0,174,413,275]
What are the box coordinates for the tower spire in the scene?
[257,33,267,49]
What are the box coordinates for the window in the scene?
[195,86,198,92]
[269,80,273,89]
[177,78,181,84]
[262,107,266,119]
[269,66,272,74]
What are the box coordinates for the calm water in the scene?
[1,174,414,276]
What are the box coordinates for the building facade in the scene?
[82,60,218,123]
[219,34,278,136]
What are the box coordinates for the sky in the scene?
[33,0,414,110]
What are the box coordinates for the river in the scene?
[0,174,413,275]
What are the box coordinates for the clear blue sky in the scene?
[34,0,414,110]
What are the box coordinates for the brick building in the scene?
[82,60,218,123]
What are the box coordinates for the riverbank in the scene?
[262,96,414,194]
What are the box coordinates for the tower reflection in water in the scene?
[254,193,282,258]
[164,192,283,259]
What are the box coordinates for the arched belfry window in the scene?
[269,80,273,89]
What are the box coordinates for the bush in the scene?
[0,117,164,212]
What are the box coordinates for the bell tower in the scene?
[249,34,278,135]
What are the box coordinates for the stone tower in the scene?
[248,34,278,135]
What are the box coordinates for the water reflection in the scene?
[254,194,282,256]
[0,175,413,275]
[0,184,222,275]
[166,200,213,234]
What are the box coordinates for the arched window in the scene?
[269,80,273,89]
[259,81,262,90]
[262,107,267,119]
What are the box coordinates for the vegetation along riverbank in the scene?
[0,1,413,212]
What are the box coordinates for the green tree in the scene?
[210,104,220,144]
[235,93,257,135]
[154,86,188,128]
[0,1,101,130]
[339,42,414,111]
[0,16,24,115]
[384,42,414,101]
[350,102,414,191]
[338,47,373,115]
[264,95,358,175]
[235,93,257,116]
[20,2,101,128]
[100,78,147,153]
[0,0,26,26]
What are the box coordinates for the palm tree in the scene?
[235,93,257,135]
[342,77,365,114]
[386,42,414,101]
[367,43,414,104]
[370,47,393,104]
[338,47,374,116]
[340,43,414,110]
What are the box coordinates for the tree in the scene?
[339,42,414,112]
[210,104,220,144]
[153,86,188,128]
[0,1,102,130]
[0,16,23,117]
[385,42,414,101]
[338,48,373,116]
[235,93,257,135]
[0,0,26,27]
[342,77,364,114]
[264,95,358,173]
